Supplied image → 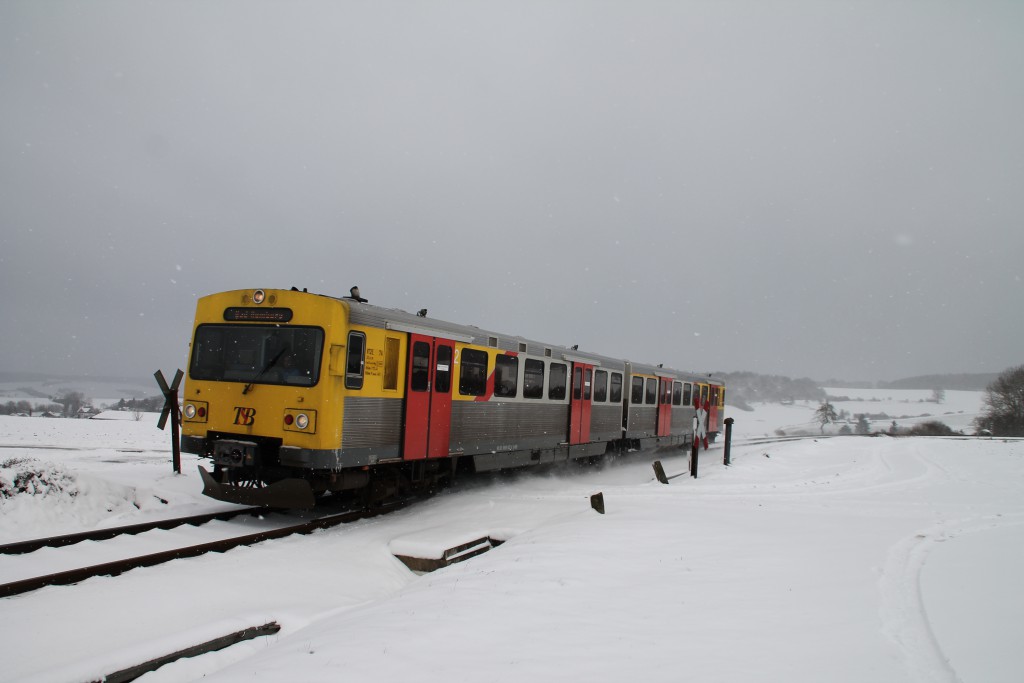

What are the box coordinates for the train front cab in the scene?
[181,289,359,508]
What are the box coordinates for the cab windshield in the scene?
[189,324,324,387]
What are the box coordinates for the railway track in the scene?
[0,502,407,599]
[732,434,841,446]
[731,433,1007,447]
[0,506,271,555]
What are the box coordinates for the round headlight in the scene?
[253,289,266,304]
[296,413,309,430]
[184,404,197,419]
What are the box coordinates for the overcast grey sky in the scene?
[1,1,1021,384]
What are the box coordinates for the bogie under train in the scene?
[181,288,725,508]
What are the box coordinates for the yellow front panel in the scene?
[181,289,353,451]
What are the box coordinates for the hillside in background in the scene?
[878,373,1000,391]
[715,372,826,410]
[0,372,158,409]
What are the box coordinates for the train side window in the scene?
[435,345,453,394]
[383,337,401,391]
[645,378,657,405]
[494,355,518,398]
[610,372,623,403]
[683,382,693,406]
[584,368,593,401]
[572,367,583,400]
[549,363,568,400]
[593,370,608,402]
[701,384,709,406]
[524,359,545,399]
[672,381,682,406]
[631,377,644,404]
[459,348,489,396]
[720,389,725,407]
[410,341,430,392]
[345,332,366,390]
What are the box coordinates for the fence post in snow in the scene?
[724,417,734,466]
[653,460,669,484]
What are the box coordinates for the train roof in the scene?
[324,292,722,385]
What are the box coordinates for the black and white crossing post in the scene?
[155,369,183,474]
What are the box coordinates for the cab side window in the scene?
[345,332,366,390]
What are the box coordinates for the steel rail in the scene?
[0,502,405,599]
[0,507,273,555]
[732,434,841,446]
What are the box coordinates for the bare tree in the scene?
[976,365,1024,436]
[814,400,838,434]
[53,391,87,418]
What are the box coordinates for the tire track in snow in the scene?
[681,438,938,502]
[879,511,1024,682]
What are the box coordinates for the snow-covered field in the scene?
[737,388,984,438]
[1,391,1021,683]
[0,376,158,409]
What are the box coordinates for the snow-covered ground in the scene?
[1,391,1021,683]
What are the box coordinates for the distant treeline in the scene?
[877,373,999,391]
[715,372,826,410]
[114,396,165,412]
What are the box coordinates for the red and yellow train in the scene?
[181,288,725,507]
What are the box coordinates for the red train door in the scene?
[657,377,672,437]
[403,335,454,460]
[708,385,720,433]
[569,363,594,445]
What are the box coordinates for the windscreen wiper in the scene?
[243,348,287,395]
